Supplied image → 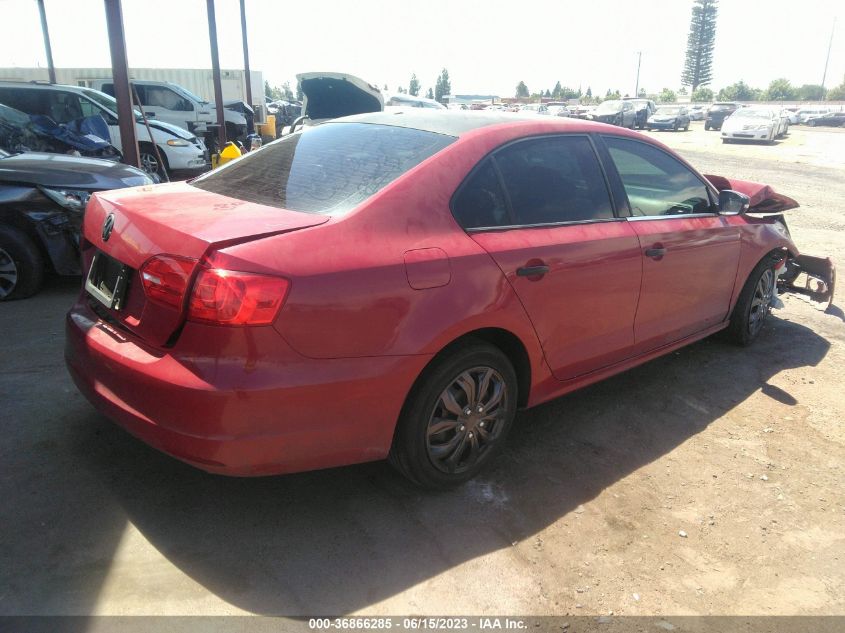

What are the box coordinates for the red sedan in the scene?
[65,111,835,488]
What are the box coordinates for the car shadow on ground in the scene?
[54,315,828,615]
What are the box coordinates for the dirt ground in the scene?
[0,122,843,619]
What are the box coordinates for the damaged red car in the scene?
[65,111,835,488]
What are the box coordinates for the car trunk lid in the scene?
[82,182,328,346]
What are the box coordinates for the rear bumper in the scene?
[65,299,431,476]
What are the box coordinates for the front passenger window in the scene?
[604,136,712,217]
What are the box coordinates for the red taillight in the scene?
[187,268,290,326]
[140,255,197,309]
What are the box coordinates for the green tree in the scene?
[426,87,434,99]
[717,80,758,101]
[659,88,677,103]
[638,88,647,98]
[295,80,303,101]
[797,84,824,100]
[264,80,272,99]
[552,81,562,98]
[765,78,797,101]
[681,0,718,92]
[434,68,451,103]
[827,76,845,101]
[679,86,689,96]
[516,81,529,98]
[409,73,420,97]
[692,86,713,101]
[281,81,294,101]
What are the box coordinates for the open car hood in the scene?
[705,175,799,214]
[297,72,384,121]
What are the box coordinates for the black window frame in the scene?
[594,134,720,219]
[449,133,627,233]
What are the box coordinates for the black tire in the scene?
[138,143,168,180]
[704,122,710,131]
[684,122,690,131]
[389,340,518,489]
[723,255,779,346]
[0,225,44,301]
[808,120,816,127]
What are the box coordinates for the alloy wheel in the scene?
[426,366,508,474]
[748,268,775,336]
[139,152,160,176]
[0,246,18,299]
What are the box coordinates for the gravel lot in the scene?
[1,122,843,618]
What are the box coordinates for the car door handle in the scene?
[645,248,666,258]
[516,265,550,277]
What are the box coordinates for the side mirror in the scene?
[718,189,750,215]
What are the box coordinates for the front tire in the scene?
[0,225,44,301]
[139,143,168,180]
[389,340,518,489]
[724,256,778,346]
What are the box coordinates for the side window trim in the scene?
[450,133,622,232]
[596,134,719,218]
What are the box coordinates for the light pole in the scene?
[821,18,836,100]
[634,51,642,98]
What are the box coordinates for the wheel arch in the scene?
[405,327,533,414]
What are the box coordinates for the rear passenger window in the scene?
[604,136,712,216]
[451,159,511,228]
[495,136,614,225]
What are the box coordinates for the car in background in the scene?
[385,94,446,109]
[519,103,549,115]
[567,105,595,119]
[688,105,706,121]
[65,110,833,488]
[0,82,208,179]
[622,98,656,129]
[586,100,636,127]
[721,107,788,143]
[783,108,800,124]
[0,147,151,300]
[705,102,741,130]
[796,106,831,124]
[1,103,121,160]
[805,111,845,127]
[646,106,691,131]
[546,102,570,117]
[91,79,251,144]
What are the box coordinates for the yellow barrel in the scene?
[218,142,242,166]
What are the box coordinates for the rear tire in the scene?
[0,225,44,301]
[389,340,518,489]
[704,122,711,131]
[723,256,779,346]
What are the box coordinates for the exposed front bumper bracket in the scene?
[779,254,836,308]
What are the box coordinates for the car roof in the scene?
[324,109,631,137]
[0,81,82,91]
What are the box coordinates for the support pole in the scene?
[206,0,227,150]
[821,18,836,100]
[36,0,56,84]
[634,51,642,98]
[103,0,140,169]
[239,0,253,108]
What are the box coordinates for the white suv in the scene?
[89,79,248,142]
[0,82,209,178]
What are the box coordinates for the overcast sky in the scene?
[2,0,842,97]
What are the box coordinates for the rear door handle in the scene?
[516,265,550,277]
[645,248,666,259]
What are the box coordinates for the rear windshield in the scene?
[191,122,454,214]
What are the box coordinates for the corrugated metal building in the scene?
[0,67,264,106]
